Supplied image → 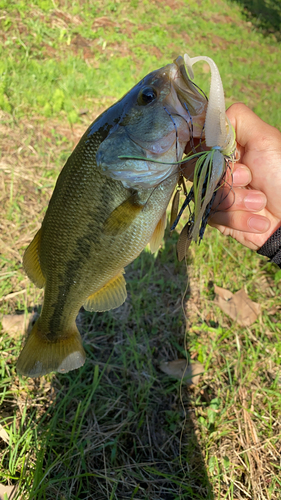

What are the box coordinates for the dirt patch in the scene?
[153,0,185,9]
[209,12,238,24]
[51,9,82,27]
[210,34,232,50]
[92,16,119,30]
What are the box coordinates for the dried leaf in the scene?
[214,286,261,326]
[0,425,9,444]
[2,315,26,336]
[159,360,204,386]
[214,285,233,301]
[0,483,17,500]
[2,312,39,338]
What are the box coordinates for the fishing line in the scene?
[178,244,194,499]
[190,80,208,102]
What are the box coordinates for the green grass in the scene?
[0,0,281,126]
[1,0,281,498]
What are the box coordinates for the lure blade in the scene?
[176,219,193,262]
[170,189,180,230]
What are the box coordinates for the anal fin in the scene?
[23,228,45,288]
[149,212,167,253]
[84,271,127,312]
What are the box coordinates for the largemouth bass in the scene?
[17,56,207,377]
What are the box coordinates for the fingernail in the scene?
[233,166,251,186]
[248,217,270,232]
[244,193,266,210]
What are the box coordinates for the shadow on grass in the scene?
[230,0,281,38]
[22,233,214,500]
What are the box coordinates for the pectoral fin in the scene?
[84,271,127,312]
[149,212,167,253]
[23,228,45,288]
[104,194,144,235]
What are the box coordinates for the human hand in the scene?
[208,103,281,250]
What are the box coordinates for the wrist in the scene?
[257,226,281,268]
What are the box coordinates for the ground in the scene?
[0,1,281,499]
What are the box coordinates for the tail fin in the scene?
[16,320,86,377]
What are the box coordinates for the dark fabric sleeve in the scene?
[257,226,281,268]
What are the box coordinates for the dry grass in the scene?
[1,110,281,500]
[1,116,281,499]
[184,252,281,499]
[1,0,281,498]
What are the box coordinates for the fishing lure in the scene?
[172,54,237,261]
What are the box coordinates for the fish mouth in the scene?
[167,56,207,144]
[127,59,207,159]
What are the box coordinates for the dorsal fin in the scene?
[83,271,127,312]
[149,212,167,253]
[23,229,45,288]
[103,194,144,236]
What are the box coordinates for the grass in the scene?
[0,0,281,498]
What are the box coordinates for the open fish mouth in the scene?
[171,56,207,121]
[163,56,207,154]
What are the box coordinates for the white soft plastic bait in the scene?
[184,54,236,155]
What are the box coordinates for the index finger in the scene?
[226,103,279,149]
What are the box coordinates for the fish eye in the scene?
[137,86,158,105]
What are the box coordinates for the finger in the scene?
[209,210,270,234]
[222,163,251,188]
[208,224,266,251]
[214,187,267,212]
[226,103,277,147]
[231,164,252,187]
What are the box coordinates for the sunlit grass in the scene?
[0,0,280,125]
